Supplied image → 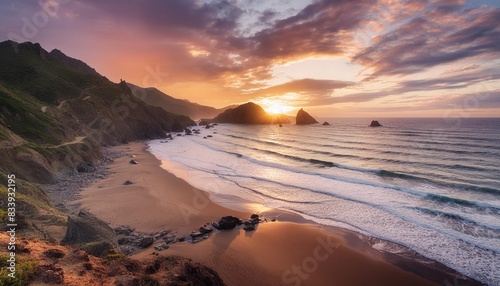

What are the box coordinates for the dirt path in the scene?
[52,136,86,148]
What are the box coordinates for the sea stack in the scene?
[296,108,318,125]
[322,121,330,126]
[370,120,383,127]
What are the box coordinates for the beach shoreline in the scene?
[73,141,482,286]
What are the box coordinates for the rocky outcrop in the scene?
[1,231,226,286]
[209,102,290,124]
[296,108,318,125]
[370,120,383,127]
[61,210,119,257]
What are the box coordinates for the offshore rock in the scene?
[296,108,318,125]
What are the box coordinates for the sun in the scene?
[265,103,293,115]
[257,98,294,115]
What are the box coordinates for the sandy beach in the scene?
[74,142,478,286]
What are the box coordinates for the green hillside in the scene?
[0,41,196,239]
[0,41,195,184]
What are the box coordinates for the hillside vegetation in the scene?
[0,40,196,239]
[0,40,194,184]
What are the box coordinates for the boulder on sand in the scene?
[213,216,242,230]
[138,236,154,248]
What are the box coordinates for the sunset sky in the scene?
[1,0,499,117]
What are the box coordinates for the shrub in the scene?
[0,256,37,286]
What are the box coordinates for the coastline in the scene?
[74,142,482,286]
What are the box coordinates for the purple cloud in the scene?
[1,0,499,111]
[354,2,500,78]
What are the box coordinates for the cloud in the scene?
[11,0,494,86]
[247,78,355,106]
[323,67,500,104]
[414,90,500,111]
[251,78,354,96]
[244,0,377,62]
[65,0,498,91]
[75,0,242,36]
[399,69,500,92]
[353,2,500,78]
[1,0,499,114]
[55,0,378,86]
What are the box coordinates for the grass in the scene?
[0,208,5,222]
[0,41,107,145]
[0,86,66,145]
[104,253,123,262]
[0,177,65,230]
[0,41,103,105]
[0,130,7,140]
[0,256,37,286]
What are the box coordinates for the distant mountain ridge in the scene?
[127,83,233,120]
[209,102,290,124]
[49,48,100,76]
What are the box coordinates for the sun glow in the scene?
[257,98,294,115]
[264,103,293,115]
[266,104,291,114]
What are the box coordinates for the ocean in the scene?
[149,117,500,285]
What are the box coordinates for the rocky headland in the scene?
[208,102,290,124]
[0,41,220,285]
